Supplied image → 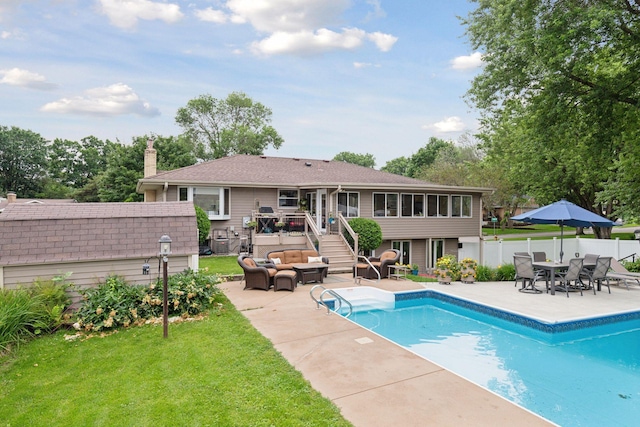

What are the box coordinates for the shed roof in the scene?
[0,202,197,266]
[137,154,493,193]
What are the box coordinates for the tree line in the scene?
[3,1,640,231]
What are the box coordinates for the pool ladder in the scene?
[310,285,353,318]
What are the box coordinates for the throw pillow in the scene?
[307,256,323,263]
[271,257,282,265]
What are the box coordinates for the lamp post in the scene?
[158,234,172,338]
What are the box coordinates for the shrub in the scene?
[0,289,49,353]
[344,218,383,253]
[142,269,221,317]
[75,270,222,332]
[29,274,72,329]
[475,265,495,282]
[495,264,516,281]
[623,259,640,273]
[75,276,146,332]
[195,205,211,244]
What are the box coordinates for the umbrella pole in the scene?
[560,224,564,262]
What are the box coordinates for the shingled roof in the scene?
[137,154,492,192]
[0,202,197,265]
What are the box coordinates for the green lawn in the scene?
[199,255,243,275]
[0,295,352,427]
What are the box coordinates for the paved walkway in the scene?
[222,275,640,426]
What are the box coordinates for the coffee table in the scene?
[292,263,329,285]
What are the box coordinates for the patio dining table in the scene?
[533,260,596,295]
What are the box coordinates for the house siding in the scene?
[2,256,191,305]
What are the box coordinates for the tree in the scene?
[332,152,376,168]
[175,92,284,160]
[0,126,48,197]
[462,0,640,232]
[380,156,410,176]
[406,138,452,178]
[47,136,115,199]
[98,135,197,202]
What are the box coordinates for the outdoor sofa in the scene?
[265,248,329,278]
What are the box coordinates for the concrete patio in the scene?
[220,274,640,426]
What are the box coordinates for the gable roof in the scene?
[0,197,76,212]
[0,202,197,265]
[137,155,493,193]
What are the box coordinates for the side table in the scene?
[388,264,408,280]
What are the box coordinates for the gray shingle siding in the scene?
[0,202,198,266]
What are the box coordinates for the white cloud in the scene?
[0,68,58,90]
[194,7,227,24]
[353,62,380,69]
[1,31,12,39]
[251,28,367,55]
[424,116,466,133]
[216,0,396,55]
[367,32,397,52]
[451,52,483,70]
[41,83,160,117]
[227,0,348,33]
[98,0,184,29]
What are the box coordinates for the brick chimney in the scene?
[144,138,157,178]
[143,139,157,202]
[7,192,16,203]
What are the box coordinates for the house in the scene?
[0,202,198,299]
[0,191,77,213]
[136,147,493,272]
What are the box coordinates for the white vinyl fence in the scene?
[473,237,640,268]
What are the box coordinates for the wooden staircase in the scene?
[320,234,355,273]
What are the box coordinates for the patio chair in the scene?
[532,252,546,262]
[555,258,584,297]
[580,256,612,294]
[237,255,278,291]
[353,249,400,280]
[606,258,640,290]
[513,255,544,294]
[513,253,530,287]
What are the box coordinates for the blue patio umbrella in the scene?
[511,199,616,262]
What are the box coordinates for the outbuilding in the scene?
[0,201,198,297]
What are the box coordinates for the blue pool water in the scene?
[345,296,640,427]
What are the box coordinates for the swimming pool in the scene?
[337,288,640,427]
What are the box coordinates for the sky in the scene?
[0,0,483,168]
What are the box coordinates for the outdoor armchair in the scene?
[238,255,277,291]
[354,249,400,280]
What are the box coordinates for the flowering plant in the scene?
[435,255,460,280]
[274,221,285,228]
[459,258,477,280]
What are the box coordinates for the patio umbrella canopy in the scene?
[511,199,616,262]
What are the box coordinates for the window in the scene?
[278,189,298,208]
[427,194,449,217]
[392,241,411,265]
[178,186,230,219]
[373,193,398,217]
[337,192,359,217]
[401,193,424,217]
[451,195,472,217]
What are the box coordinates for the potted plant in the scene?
[459,258,478,283]
[411,263,419,275]
[245,220,257,229]
[298,198,308,211]
[435,254,459,284]
[274,220,285,231]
